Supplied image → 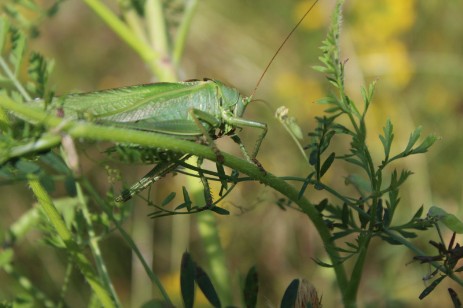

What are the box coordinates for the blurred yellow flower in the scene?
[359,40,414,87]
[350,0,416,42]
[347,0,416,88]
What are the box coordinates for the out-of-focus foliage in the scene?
[0,0,64,37]
[1,0,463,307]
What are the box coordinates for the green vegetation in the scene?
[1,0,462,307]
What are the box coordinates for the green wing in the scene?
[44,80,221,136]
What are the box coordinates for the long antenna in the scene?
[250,0,320,99]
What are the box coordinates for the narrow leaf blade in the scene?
[320,152,335,177]
[280,279,299,308]
[180,252,195,308]
[243,266,258,308]
[195,266,221,307]
[419,275,446,300]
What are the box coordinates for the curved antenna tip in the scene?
[250,0,320,99]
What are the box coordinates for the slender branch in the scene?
[0,133,62,164]
[76,182,121,306]
[146,0,169,54]
[0,57,31,101]
[172,0,199,67]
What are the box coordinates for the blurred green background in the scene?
[2,0,463,306]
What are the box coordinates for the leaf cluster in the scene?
[0,15,56,165]
[269,2,455,302]
[1,0,64,38]
[292,0,438,261]
[411,208,463,301]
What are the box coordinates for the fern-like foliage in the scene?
[0,16,55,167]
[1,0,64,37]
[296,0,438,264]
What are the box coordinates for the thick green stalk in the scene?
[146,0,169,55]
[144,0,177,80]
[0,96,349,303]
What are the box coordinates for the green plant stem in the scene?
[1,133,62,164]
[121,8,149,47]
[1,98,350,303]
[76,182,121,307]
[172,0,199,66]
[9,91,451,306]
[83,0,175,81]
[344,232,371,307]
[334,81,382,306]
[0,56,32,101]
[27,174,114,308]
[146,0,168,55]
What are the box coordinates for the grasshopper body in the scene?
[52,79,266,158]
[42,79,267,202]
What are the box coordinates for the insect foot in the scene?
[216,152,225,164]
